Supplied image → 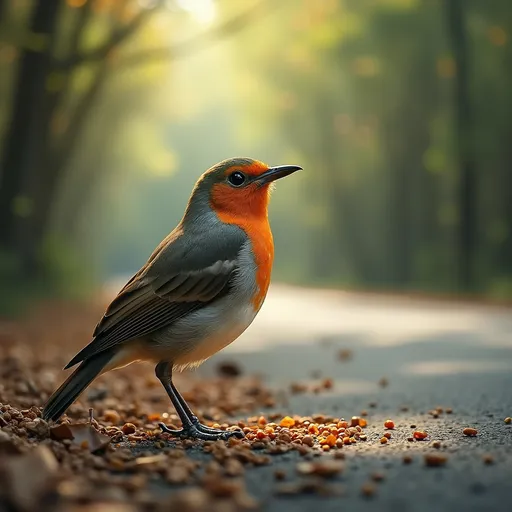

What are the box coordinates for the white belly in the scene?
[172,301,258,368]
[149,239,263,370]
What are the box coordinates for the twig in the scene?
[55,1,164,70]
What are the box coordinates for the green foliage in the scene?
[2,0,512,307]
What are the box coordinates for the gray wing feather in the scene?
[65,223,245,369]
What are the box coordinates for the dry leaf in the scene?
[50,423,110,453]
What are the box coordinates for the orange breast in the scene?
[211,183,274,310]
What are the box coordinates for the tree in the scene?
[0,0,164,275]
[445,0,476,291]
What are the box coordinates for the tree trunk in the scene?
[30,65,108,253]
[445,0,476,291]
[0,0,8,23]
[0,0,60,256]
[17,2,96,272]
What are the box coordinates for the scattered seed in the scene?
[280,416,295,428]
[482,455,494,465]
[378,377,389,388]
[121,423,136,435]
[425,454,447,467]
[361,482,376,498]
[371,472,385,482]
[274,469,286,480]
[463,428,478,437]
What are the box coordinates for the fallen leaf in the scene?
[50,423,110,453]
[49,423,74,441]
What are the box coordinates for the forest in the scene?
[0,0,511,314]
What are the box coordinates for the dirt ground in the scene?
[1,284,511,511]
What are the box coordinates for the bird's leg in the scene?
[155,361,243,441]
[168,378,242,435]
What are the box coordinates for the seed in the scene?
[280,416,295,428]
[380,437,388,444]
[378,377,389,387]
[350,416,361,427]
[371,472,385,482]
[383,432,391,439]
[432,440,441,449]
[403,455,413,464]
[302,435,314,447]
[338,349,353,361]
[424,454,447,467]
[320,434,337,447]
[413,430,428,440]
[274,469,286,480]
[103,410,121,424]
[463,427,478,437]
[384,420,394,430]
[445,408,453,414]
[278,433,291,443]
[483,455,494,465]
[361,483,376,497]
[308,424,319,435]
[121,423,136,435]
[322,378,334,389]
[504,417,511,424]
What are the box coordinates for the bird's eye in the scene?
[228,171,246,187]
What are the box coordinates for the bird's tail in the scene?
[42,350,114,422]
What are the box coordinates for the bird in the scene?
[42,157,302,440]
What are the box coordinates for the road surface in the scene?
[106,281,512,511]
[197,284,512,512]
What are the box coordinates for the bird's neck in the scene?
[213,206,274,312]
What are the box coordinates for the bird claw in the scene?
[158,422,244,441]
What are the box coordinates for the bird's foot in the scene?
[158,422,244,441]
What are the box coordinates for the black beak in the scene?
[254,165,303,185]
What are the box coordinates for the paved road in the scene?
[107,280,512,511]
[196,284,512,512]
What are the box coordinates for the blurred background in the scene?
[0,0,511,316]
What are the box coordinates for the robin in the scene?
[42,157,302,440]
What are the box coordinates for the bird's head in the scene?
[186,158,302,221]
